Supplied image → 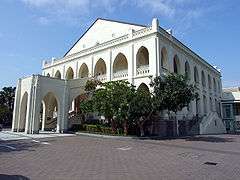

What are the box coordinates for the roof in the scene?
[63,18,146,57]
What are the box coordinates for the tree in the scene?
[150,73,198,135]
[0,87,16,126]
[81,80,135,134]
[128,90,154,136]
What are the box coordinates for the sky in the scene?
[0,0,239,88]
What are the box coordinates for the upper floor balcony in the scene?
[136,65,149,76]
[113,70,128,80]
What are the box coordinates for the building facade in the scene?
[12,18,226,135]
[222,87,240,133]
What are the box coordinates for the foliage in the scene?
[0,87,16,126]
[150,73,198,113]
[83,124,122,135]
[128,90,154,136]
[80,73,198,137]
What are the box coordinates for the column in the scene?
[12,79,21,132]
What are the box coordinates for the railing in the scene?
[113,70,128,79]
[96,74,107,82]
[136,65,149,76]
[43,26,154,69]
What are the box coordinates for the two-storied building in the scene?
[12,18,226,135]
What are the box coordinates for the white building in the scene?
[12,18,226,135]
[222,87,240,133]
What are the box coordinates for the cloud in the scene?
[20,0,217,37]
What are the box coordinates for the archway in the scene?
[194,66,199,84]
[19,92,28,132]
[79,63,89,78]
[208,75,212,90]
[113,53,128,78]
[137,83,150,93]
[40,92,59,131]
[201,71,206,88]
[203,95,207,115]
[185,61,191,80]
[173,55,180,74]
[213,78,217,92]
[137,47,149,67]
[94,58,106,77]
[55,70,61,79]
[66,67,74,80]
[161,47,168,69]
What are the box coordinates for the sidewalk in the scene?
[0,130,75,141]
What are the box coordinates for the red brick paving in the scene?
[0,134,240,180]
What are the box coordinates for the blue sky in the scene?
[0,0,239,88]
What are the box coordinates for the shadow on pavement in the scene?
[185,136,234,143]
[0,174,30,180]
[0,138,56,154]
[134,135,235,143]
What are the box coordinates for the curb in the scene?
[75,132,137,139]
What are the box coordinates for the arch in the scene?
[136,46,149,68]
[161,47,168,69]
[213,78,217,92]
[194,66,199,83]
[209,97,213,111]
[217,80,221,93]
[208,75,212,90]
[113,53,128,73]
[19,92,28,131]
[173,55,180,74]
[94,58,106,76]
[79,63,89,78]
[41,92,59,131]
[46,73,50,77]
[137,83,150,93]
[203,95,207,114]
[201,71,206,87]
[55,70,61,79]
[66,67,74,80]
[184,61,191,80]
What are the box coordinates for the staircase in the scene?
[199,112,226,134]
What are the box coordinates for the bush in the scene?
[82,124,123,135]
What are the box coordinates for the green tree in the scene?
[150,73,198,135]
[128,90,154,136]
[0,87,16,126]
[81,80,135,134]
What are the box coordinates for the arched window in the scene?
[185,61,191,80]
[66,67,74,80]
[113,53,128,78]
[217,80,221,93]
[136,46,149,68]
[137,83,150,93]
[94,58,106,76]
[161,47,168,69]
[173,55,180,74]
[55,70,61,79]
[79,63,89,78]
[201,71,206,87]
[208,75,212,90]
[209,97,213,111]
[203,95,207,114]
[194,66,199,83]
[213,78,217,92]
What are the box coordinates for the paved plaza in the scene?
[0,133,240,180]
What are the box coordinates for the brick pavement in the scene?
[0,134,240,180]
